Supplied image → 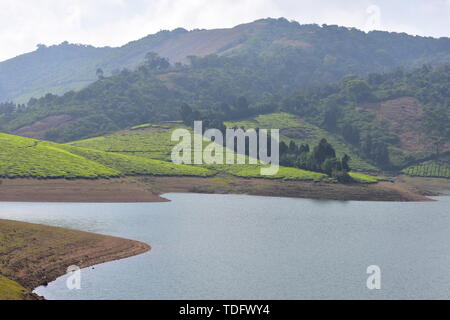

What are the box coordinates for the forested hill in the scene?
[0,46,448,174]
[1,17,450,102]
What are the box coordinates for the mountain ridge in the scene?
[1,17,450,102]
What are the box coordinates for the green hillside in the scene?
[0,131,331,181]
[0,57,447,178]
[0,133,212,178]
[0,58,447,165]
[226,113,377,171]
[58,144,212,177]
[69,121,379,182]
[69,124,328,181]
[0,133,119,178]
[0,116,385,182]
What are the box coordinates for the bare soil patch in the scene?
[396,175,450,194]
[13,114,76,140]
[0,175,434,203]
[138,175,433,202]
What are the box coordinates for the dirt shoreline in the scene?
[0,175,443,203]
[0,219,150,300]
[140,175,442,202]
[0,178,167,203]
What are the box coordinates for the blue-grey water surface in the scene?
[0,193,449,300]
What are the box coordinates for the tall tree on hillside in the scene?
[344,79,372,104]
[313,139,336,164]
[236,96,250,113]
[180,103,194,125]
[341,154,351,171]
[144,52,170,70]
[342,123,360,146]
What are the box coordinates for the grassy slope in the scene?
[0,133,120,178]
[0,275,32,300]
[70,123,329,181]
[70,118,380,182]
[348,172,384,183]
[0,132,212,178]
[226,113,377,172]
[59,144,213,177]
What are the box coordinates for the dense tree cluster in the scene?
[278,64,450,169]
[180,103,226,134]
[421,104,450,156]
[280,139,352,182]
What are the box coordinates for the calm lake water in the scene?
[0,193,449,300]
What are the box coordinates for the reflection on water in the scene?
[0,193,449,300]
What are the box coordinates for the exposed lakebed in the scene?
[0,193,449,299]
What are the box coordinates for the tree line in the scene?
[180,105,353,182]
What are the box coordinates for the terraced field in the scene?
[0,133,119,178]
[70,129,177,161]
[0,132,212,178]
[402,159,450,178]
[59,144,213,177]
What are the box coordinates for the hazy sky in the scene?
[1,0,449,62]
